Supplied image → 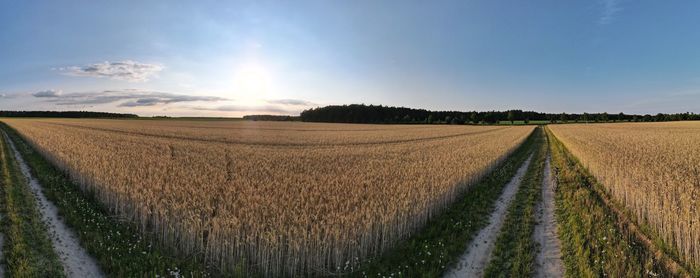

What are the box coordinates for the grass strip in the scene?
[352,127,540,277]
[0,132,65,277]
[0,122,215,277]
[546,127,675,277]
[483,127,547,277]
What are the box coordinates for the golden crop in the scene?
[549,122,700,269]
[2,118,533,275]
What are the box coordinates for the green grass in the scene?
[0,123,220,277]
[545,127,672,277]
[0,132,65,277]
[483,128,547,278]
[351,127,541,277]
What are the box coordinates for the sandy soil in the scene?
[533,155,564,278]
[4,133,104,278]
[443,154,533,278]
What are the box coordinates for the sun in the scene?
[233,61,271,99]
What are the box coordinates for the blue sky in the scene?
[1,0,699,116]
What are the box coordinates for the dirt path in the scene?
[443,154,533,278]
[533,155,564,278]
[3,133,104,278]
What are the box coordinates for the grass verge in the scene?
[483,127,547,277]
[546,127,676,277]
[0,122,215,277]
[0,132,65,276]
[352,127,541,277]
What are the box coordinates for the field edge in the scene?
[351,127,540,277]
[0,122,222,277]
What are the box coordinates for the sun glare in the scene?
[233,61,272,99]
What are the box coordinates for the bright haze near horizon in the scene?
[1,1,699,117]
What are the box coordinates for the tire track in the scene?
[534,155,564,277]
[2,132,104,278]
[444,154,533,278]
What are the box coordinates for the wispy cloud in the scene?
[266,99,316,106]
[32,89,63,98]
[192,98,316,114]
[193,104,294,114]
[57,60,164,82]
[599,0,623,25]
[32,89,227,107]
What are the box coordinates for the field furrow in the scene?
[39,120,510,147]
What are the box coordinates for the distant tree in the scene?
[524,118,529,124]
[427,114,434,124]
[243,115,299,121]
[507,110,515,124]
[583,112,590,123]
[470,112,478,124]
[602,112,609,122]
[618,112,625,122]
[560,113,568,123]
[655,113,665,122]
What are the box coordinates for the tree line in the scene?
[0,111,138,118]
[299,104,700,124]
[242,115,300,121]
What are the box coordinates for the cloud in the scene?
[117,93,226,107]
[32,89,63,98]
[32,89,227,107]
[266,99,316,106]
[193,105,294,114]
[58,61,164,82]
[0,93,6,98]
[599,0,622,25]
[191,98,316,114]
[119,97,164,107]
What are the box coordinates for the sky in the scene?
[1,0,699,116]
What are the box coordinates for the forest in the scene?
[299,104,700,124]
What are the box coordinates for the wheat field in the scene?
[549,122,700,270]
[2,118,533,275]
